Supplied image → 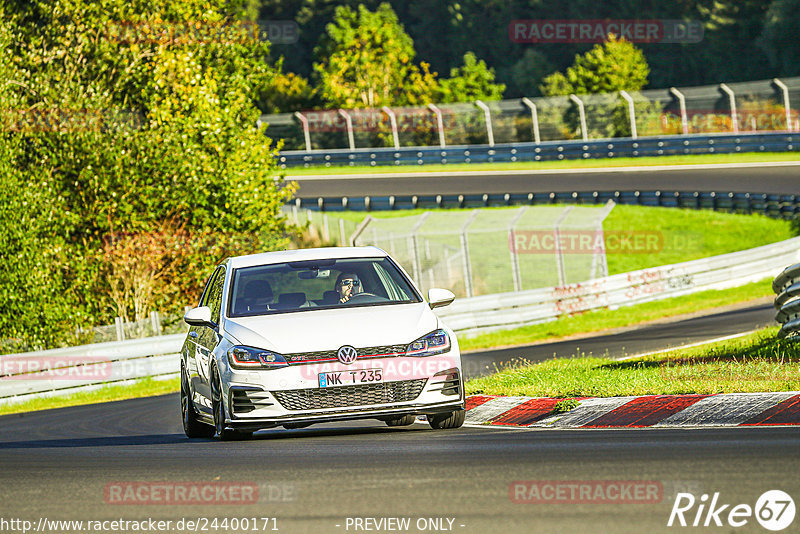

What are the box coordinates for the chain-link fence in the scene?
[265,76,800,151]
[351,203,615,298]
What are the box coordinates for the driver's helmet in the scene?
[335,272,363,299]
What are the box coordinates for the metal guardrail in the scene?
[294,190,800,220]
[3,236,800,403]
[279,132,798,169]
[773,263,800,338]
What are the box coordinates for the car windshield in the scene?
[228,257,421,317]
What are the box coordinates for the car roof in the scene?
[226,246,389,269]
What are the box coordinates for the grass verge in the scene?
[459,278,774,352]
[284,152,800,176]
[465,327,800,397]
[0,376,179,416]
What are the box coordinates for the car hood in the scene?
[223,302,439,353]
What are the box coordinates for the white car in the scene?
[180,246,465,439]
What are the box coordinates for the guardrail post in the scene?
[719,83,739,134]
[508,206,528,292]
[669,87,689,135]
[521,97,541,143]
[619,90,637,139]
[338,109,356,150]
[569,94,589,142]
[773,78,793,132]
[427,104,446,148]
[115,316,125,342]
[150,311,161,336]
[460,210,479,297]
[381,106,400,149]
[475,100,495,147]
[294,112,312,152]
[339,218,346,246]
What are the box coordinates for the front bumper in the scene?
[220,353,464,431]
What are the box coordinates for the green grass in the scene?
[465,327,800,397]
[0,376,179,416]
[284,152,800,176]
[459,278,773,352]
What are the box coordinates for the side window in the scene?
[207,266,226,324]
[198,268,220,307]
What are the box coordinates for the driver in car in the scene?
[335,272,363,303]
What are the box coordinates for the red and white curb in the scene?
[465,392,800,428]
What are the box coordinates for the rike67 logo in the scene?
[668,490,795,531]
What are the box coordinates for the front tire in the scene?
[428,409,465,429]
[182,368,215,439]
[385,414,416,427]
[211,368,252,441]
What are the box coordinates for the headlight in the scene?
[228,346,288,370]
[406,329,450,357]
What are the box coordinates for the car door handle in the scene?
[189,331,198,339]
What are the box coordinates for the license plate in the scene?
[318,368,383,387]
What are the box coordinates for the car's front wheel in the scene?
[385,414,416,427]
[428,409,465,429]
[181,368,215,439]
[211,368,252,441]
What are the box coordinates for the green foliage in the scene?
[312,2,438,108]
[437,52,505,103]
[0,0,297,350]
[541,35,649,97]
[760,0,800,76]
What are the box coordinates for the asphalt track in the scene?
[1,302,797,534]
[291,162,800,197]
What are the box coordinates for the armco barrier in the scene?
[2,236,799,403]
[773,263,800,338]
[293,190,800,219]
[278,132,798,169]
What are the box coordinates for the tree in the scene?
[760,0,800,77]
[437,52,505,103]
[540,35,649,96]
[312,2,438,108]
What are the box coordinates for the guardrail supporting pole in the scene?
[669,87,689,135]
[569,94,589,142]
[719,83,739,134]
[294,112,312,152]
[427,104,446,148]
[553,206,574,286]
[475,100,495,147]
[338,109,356,150]
[349,215,374,246]
[460,210,479,298]
[409,213,431,285]
[773,78,793,132]
[521,97,541,143]
[508,206,528,292]
[619,90,638,139]
[381,106,400,149]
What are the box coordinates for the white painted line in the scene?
[654,392,797,427]
[532,396,638,428]
[617,330,760,361]
[464,396,530,424]
[288,161,800,181]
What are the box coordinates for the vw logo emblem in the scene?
[337,345,358,364]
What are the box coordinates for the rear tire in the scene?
[211,368,252,441]
[385,414,416,427]
[181,368,215,439]
[428,409,465,429]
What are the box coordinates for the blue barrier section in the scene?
[278,132,798,169]
[292,191,800,219]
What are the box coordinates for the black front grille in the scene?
[284,344,407,364]
[272,379,427,411]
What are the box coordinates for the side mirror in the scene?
[184,306,215,328]
[427,288,455,309]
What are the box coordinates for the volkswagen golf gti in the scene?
[180,246,465,439]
